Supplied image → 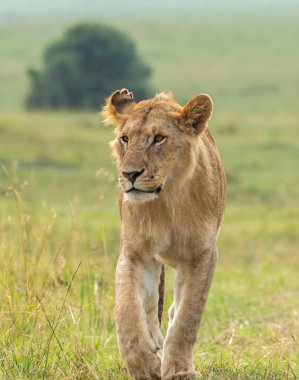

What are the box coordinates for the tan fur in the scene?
[103,89,226,380]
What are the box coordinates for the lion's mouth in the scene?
[126,186,162,195]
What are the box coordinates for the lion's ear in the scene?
[180,94,213,135]
[102,88,136,126]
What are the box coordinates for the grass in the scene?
[0,109,298,379]
[1,19,299,112]
[0,16,299,379]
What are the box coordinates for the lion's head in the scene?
[103,89,213,203]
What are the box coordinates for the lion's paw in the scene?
[125,349,161,380]
[163,370,201,380]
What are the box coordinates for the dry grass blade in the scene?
[36,294,63,352]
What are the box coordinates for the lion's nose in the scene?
[122,169,144,183]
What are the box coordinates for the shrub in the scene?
[26,23,151,109]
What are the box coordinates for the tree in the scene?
[26,23,152,109]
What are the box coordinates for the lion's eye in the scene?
[120,135,129,144]
[153,134,165,144]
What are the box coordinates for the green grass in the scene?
[0,109,298,379]
[0,17,299,379]
[1,19,299,112]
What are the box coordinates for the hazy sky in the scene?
[1,0,299,21]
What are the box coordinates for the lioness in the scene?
[103,89,226,380]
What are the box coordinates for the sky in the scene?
[1,0,299,22]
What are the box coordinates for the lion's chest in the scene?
[154,234,191,267]
[154,227,215,267]
[122,199,215,265]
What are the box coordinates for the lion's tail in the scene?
[158,265,165,324]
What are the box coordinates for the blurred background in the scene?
[0,1,298,379]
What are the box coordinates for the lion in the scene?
[103,89,226,380]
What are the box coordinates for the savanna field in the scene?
[0,18,299,379]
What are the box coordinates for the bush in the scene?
[26,23,152,109]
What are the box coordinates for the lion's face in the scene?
[113,107,193,202]
[104,90,213,203]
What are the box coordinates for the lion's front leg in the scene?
[115,254,163,380]
[162,249,217,380]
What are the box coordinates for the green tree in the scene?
[26,23,151,109]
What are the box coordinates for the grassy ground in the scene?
[0,18,299,379]
[1,109,298,379]
[1,20,299,112]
